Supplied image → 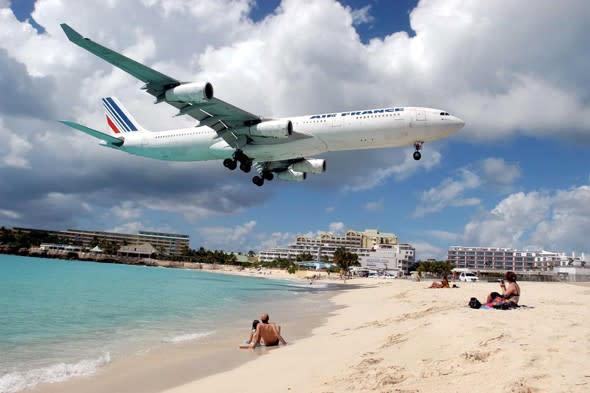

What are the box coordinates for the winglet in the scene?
[60,23,84,43]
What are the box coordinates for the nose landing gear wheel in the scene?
[413,141,423,161]
[252,176,264,187]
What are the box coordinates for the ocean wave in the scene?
[164,331,214,343]
[0,353,111,393]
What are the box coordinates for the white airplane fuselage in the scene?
[116,106,464,162]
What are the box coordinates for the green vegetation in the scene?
[333,247,360,274]
[296,252,314,262]
[180,246,239,264]
[0,227,62,249]
[416,260,455,277]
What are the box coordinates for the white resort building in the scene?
[448,246,587,272]
[259,228,415,273]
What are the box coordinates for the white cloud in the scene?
[0,209,21,219]
[328,221,345,234]
[109,201,143,221]
[460,186,590,255]
[481,158,521,186]
[345,150,442,191]
[349,5,374,26]
[410,240,446,261]
[363,198,384,212]
[0,124,32,168]
[256,231,296,251]
[0,0,589,240]
[414,168,481,217]
[198,220,257,250]
[325,206,335,213]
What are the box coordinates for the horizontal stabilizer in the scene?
[59,120,124,147]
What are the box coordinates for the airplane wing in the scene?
[60,23,261,148]
[59,120,124,147]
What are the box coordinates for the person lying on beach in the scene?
[486,271,520,309]
[239,320,264,349]
[428,275,450,288]
[242,313,287,349]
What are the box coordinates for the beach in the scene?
[160,279,589,393]
[17,273,590,393]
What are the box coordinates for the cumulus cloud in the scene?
[198,220,257,250]
[328,221,345,234]
[410,240,446,261]
[0,0,589,247]
[345,149,441,192]
[481,158,521,186]
[414,157,522,217]
[414,168,481,217]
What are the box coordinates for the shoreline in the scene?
[22,272,347,393]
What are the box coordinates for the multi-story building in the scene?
[359,243,416,274]
[258,228,399,263]
[13,227,189,257]
[447,246,586,272]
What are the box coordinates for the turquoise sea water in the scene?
[0,255,317,393]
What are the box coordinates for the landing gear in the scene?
[262,171,274,181]
[239,161,252,173]
[413,142,423,161]
[252,176,264,187]
[232,150,252,173]
[223,158,237,170]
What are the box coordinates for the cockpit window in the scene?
[440,112,450,116]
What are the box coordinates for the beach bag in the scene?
[468,297,482,309]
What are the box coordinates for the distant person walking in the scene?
[244,313,287,348]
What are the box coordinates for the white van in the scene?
[459,271,479,282]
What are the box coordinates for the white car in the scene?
[459,272,479,282]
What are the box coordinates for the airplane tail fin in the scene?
[102,96,149,134]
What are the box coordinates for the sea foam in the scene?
[164,331,214,343]
[0,353,111,393]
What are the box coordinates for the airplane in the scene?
[59,23,465,187]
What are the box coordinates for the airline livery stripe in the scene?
[102,98,130,132]
[106,115,121,133]
[106,97,137,131]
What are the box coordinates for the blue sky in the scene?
[1,0,589,259]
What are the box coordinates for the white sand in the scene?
[164,279,590,393]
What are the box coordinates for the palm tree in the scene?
[333,247,360,277]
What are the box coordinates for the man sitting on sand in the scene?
[243,313,287,349]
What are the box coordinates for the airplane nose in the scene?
[453,116,465,132]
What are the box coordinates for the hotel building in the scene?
[258,228,399,264]
[448,246,586,272]
[14,227,189,257]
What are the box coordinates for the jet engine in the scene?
[291,159,326,174]
[277,168,306,182]
[249,119,292,139]
[165,82,214,103]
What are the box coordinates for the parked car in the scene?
[459,271,479,282]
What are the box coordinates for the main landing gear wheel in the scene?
[252,176,264,187]
[262,171,274,181]
[413,151,422,160]
[223,158,237,170]
[239,162,252,173]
